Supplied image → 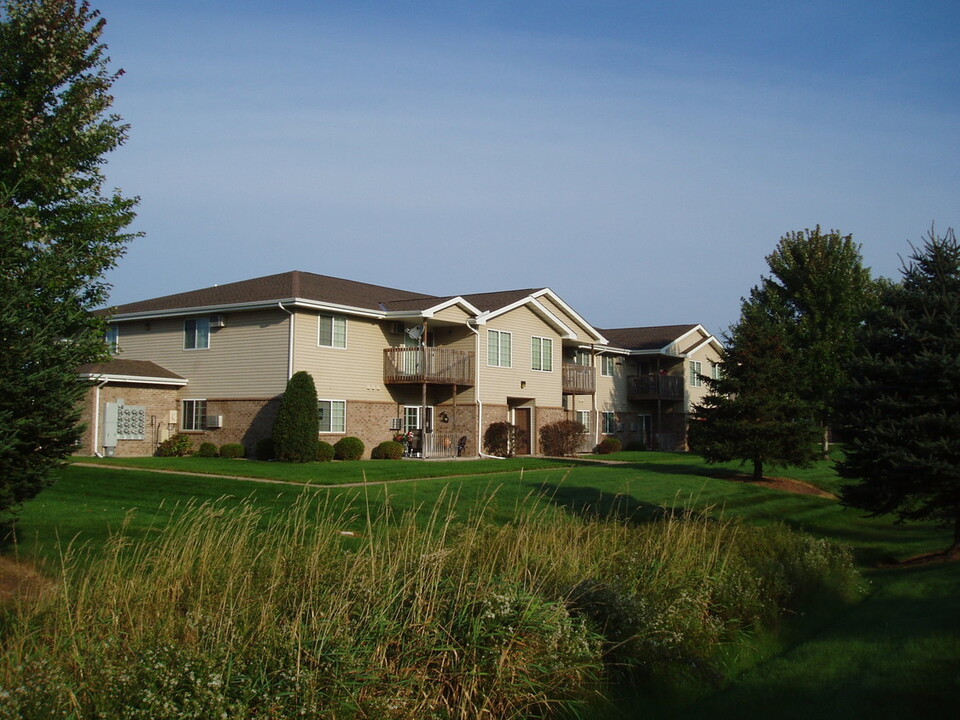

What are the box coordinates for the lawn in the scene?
[7,452,959,718]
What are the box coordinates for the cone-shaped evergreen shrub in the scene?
[273,372,319,462]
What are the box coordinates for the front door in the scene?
[513,407,532,455]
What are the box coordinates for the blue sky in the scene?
[94,0,960,336]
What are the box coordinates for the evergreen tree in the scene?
[689,299,820,481]
[273,371,319,463]
[835,227,960,555]
[0,0,138,521]
[751,226,874,453]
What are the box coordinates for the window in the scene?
[572,349,591,366]
[105,325,119,353]
[488,329,512,367]
[184,317,210,350]
[403,406,434,433]
[531,336,553,371]
[318,314,347,348]
[576,410,590,430]
[690,360,703,387]
[602,411,617,434]
[182,399,207,431]
[601,355,616,376]
[711,362,722,380]
[318,400,346,433]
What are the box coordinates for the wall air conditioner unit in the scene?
[388,321,404,335]
[206,415,223,429]
[209,314,226,328]
[389,418,403,431]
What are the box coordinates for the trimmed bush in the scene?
[539,420,586,457]
[219,443,246,459]
[483,421,525,457]
[595,437,622,455]
[273,371,319,462]
[196,442,219,458]
[255,437,275,461]
[334,436,365,461]
[155,433,193,457]
[316,440,335,462]
[373,440,404,460]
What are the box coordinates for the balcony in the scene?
[628,374,684,401]
[384,347,475,386]
[562,363,595,395]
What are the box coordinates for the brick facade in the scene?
[77,383,180,456]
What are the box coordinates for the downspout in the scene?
[468,320,503,459]
[592,345,599,448]
[91,377,109,456]
[278,302,295,379]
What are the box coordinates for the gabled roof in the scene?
[77,359,188,385]
[108,271,441,317]
[598,325,700,352]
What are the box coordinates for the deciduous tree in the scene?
[0,0,137,522]
[835,227,960,555]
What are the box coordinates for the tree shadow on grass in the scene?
[531,482,708,525]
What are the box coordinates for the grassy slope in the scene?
[11,453,959,718]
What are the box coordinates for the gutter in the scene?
[467,320,504,459]
[91,377,109,456]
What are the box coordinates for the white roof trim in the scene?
[530,288,608,344]
[80,373,188,387]
[419,296,482,318]
[683,335,724,357]
[110,297,387,322]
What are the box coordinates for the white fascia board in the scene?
[625,348,685,358]
[80,373,189,386]
[672,324,708,349]
[683,335,724,357]
[596,346,631,356]
[530,288,608,343]
[479,294,577,339]
[419,296,483,318]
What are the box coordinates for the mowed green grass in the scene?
[11,452,960,719]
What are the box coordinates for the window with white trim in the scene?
[182,399,207,431]
[488,329,512,367]
[184,317,210,350]
[602,411,617,434]
[601,355,616,376]
[318,315,347,348]
[105,324,119,354]
[711,362,722,380]
[572,349,591,366]
[690,360,703,387]
[531,336,553,371]
[576,410,590,430]
[318,400,346,433]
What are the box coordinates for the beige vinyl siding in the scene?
[431,305,472,324]
[595,353,630,411]
[478,305,563,405]
[114,309,290,397]
[294,311,390,402]
[685,342,722,412]
[534,296,598,343]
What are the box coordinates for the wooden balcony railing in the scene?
[627,374,685,401]
[562,363,595,395]
[384,347,475,386]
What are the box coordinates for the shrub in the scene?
[316,440,335,462]
[373,440,404,460]
[219,443,246,459]
[155,433,193,457]
[255,437,275,461]
[539,420,586,456]
[483,421,525,457]
[595,437,622,455]
[273,371,319,462]
[196,442,218,458]
[333,436,365,461]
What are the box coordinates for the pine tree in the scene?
[273,371,319,463]
[689,299,821,481]
[836,227,960,555]
[0,0,138,521]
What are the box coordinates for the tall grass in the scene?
[0,490,862,719]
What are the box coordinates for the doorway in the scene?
[513,407,532,455]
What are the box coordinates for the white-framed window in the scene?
[105,324,119,354]
[531,336,553,372]
[601,355,616,377]
[182,399,207,431]
[488,329,512,367]
[184,317,210,350]
[711,362,722,380]
[602,411,617,434]
[576,410,590,430]
[318,314,347,348]
[572,349,591,366]
[690,360,703,387]
[404,406,434,433]
[318,399,346,433]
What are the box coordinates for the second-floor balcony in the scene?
[384,347,475,386]
[628,373,684,401]
[562,363,595,395]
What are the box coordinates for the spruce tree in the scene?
[690,299,820,481]
[0,0,138,521]
[273,371,319,463]
[835,227,960,555]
